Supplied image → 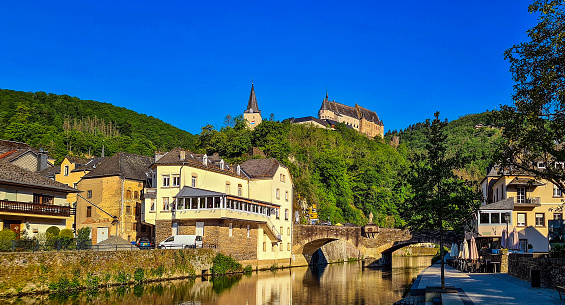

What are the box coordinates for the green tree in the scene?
[496,0,565,193]
[401,112,479,288]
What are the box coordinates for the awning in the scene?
[508,178,544,186]
[174,186,224,198]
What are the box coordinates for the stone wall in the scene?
[156,219,259,261]
[0,249,216,297]
[393,246,438,256]
[508,253,565,288]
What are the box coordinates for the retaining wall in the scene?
[508,253,565,288]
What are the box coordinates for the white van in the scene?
[158,235,203,249]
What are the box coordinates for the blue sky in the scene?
[0,1,538,135]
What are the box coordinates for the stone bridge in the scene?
[292,224,463,266]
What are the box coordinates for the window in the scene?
[163,175,170,187]
[280,174,285,182]
[86,206,92,218]
[225,183,230,194]
[162,197,169,211]
[134,191,139,199]
[172,175,180,187]
[247,225,250,238]
[554,213,563,220]
[285,191,288,201]
[64,165,69,176]
[285,209,289,220]
[535,213,545,226]
[238,184,242,196]
[480,213,490,224]
[516,187,526,203]
[490,213,500,224]
[87,190,92,199]
[519,239,528,252]
[276,189,280,200]
[177,198,184,210]
[287,243,290,251]
[126,206,131,214]
[276,209,280,219]
[229,223,233,237]
[150,199,155,211]
[191,175,197,187]
[126,190,132,199]
[287,227,290,236]
[73,183,78,189]
[554,184,562,197]
[263,241,267,251]
[517,213,526,226]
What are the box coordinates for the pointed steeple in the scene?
[244,83,260,114]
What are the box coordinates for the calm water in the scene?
[6,256,432,305]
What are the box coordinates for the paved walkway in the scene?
[414,263,563,304]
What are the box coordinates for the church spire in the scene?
[244,83,260,114]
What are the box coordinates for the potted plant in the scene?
[528,244,533,253]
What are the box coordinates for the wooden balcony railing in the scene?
[0,200,71,217]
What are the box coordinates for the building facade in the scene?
[143,148,293,264]
[0,161,77,238]
[476,166,563,252]
[243,83,262,130]
[75,152,152,244]
[318,93,384,138]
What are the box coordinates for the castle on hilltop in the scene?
[318,93,384,138]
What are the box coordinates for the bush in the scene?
[210,253,242,275]
[59,229,73,239]
[46,226,60,238]
[243,265,253,274]
[0,229,16,251]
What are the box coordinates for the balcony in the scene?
[0,200,71,217]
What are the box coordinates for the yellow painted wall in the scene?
[244,113,262,130]
[55,158,88,205]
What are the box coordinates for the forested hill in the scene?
[386,111,504,181]
[0,89,197,162]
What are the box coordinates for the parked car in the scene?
[157,235,202,249]
[135,237,154,249]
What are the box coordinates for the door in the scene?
[10,223,21,239]
[196,222,204,236]
[97,227,109,244]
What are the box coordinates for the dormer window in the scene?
[64,165,69,176]
[203,154,208,165]
[537,161,546,169]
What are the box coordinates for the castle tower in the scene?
[244,83,262,130]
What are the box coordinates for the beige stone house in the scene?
[143,148,293,265]
[476,166,564,252]
[75,152,152,244]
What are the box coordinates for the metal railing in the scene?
[0,200,71,217]
[265,217,282,241]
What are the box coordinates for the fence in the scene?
[0,239,222,252]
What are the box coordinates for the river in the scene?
[6,256,432,305]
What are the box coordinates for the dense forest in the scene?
[0,89,197,162]
[0,89,503,227]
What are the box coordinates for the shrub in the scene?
[0,229,16,251]
[210,253,242,275]
[134,268,145,284]
[243,265,253,274]
[59,229,74,248]
[46,226,60,238]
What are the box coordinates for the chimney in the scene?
[179,150,186,161]
[220,159,225,170]
[37,148,49,172]
[237,164,241,175]
[154,151,166,163]
[203,154,208,166]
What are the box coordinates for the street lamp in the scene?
[504,212,511,249]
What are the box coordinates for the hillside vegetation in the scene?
[0,89,196,162]
[387,111,503,181]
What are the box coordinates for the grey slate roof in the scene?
[82,152,152,181]
[0,160,77,192]
[321,99,359,119]
[356,104,383,125]
[156,147,247,178]
[286,116,330,127]
[39,166,60,179]
[72,157,105,172]
[175,186,224,198]
[479,198,514,210]
[244,83,260,114]
[65,155,90,165]
[240,158,282,178]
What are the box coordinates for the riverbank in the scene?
[400,263,563,305]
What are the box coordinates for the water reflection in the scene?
[4,256,431,305]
